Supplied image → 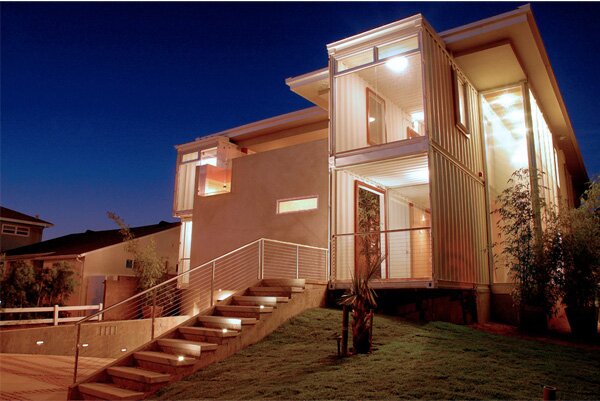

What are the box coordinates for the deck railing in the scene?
[331,227,432,281]
[0,304,103,327]
[71,238,327,383]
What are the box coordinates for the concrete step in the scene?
[247,286,303,297]
[178,326,239,344]
[134,351,196,367]
[261,278,306,288]
[107,366,170,384]
[157,338,217,357]
[232,295,287,306]
[214,305,274,319]
[78,382,144,401]
[197,315,256,330]
[106,366,170,393]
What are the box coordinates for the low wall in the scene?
[0,316,188,358]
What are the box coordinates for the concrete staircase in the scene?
[69,279,324,400]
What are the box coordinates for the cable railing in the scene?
[331,227,432,281]
[71,238,327,383]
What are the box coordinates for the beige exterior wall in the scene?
[190,139,329,266]
[82,227,180,277]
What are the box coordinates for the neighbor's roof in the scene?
[5,221,180,259]
[0,206,53,228]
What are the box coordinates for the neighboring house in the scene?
[0,207,53,252]
[172,6,588,324]
[4,221,180,308]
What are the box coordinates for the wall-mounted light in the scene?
[121,348,127,352]
[177,355,185,362]
[36,340,44,346]
[385,56,408,73]
[368,117,376,123]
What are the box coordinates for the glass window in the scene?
[2,224,29,237]
[367,89,386,145]
[334,49,424,153]
[481,85,528,283]
[337,49,374,72]
[377,36,419,60]
[454,71,469,134]
[200,147,218,166]
[277,196,318,214]
[181,152,198,163]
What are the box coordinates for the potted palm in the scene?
[559,178,600,339]
[494,169,561,333]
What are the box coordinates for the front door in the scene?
[354,181,386,278]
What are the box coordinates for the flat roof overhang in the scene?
[440,4,588,191]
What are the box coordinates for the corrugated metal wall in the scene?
[422,27,490,286]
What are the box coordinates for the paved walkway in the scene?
[0,354,112,401]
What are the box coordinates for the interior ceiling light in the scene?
[385,56,408,73]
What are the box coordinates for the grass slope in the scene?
[154,308,600,400]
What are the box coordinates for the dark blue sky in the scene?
[2,2,599,240]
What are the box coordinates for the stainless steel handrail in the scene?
[332,227,431,237]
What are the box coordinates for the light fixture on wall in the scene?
[368,117,376,123]
[385,56,408,73]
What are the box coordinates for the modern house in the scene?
[172,5,587,324]
[4,221,180,308]
[0,206,53,252]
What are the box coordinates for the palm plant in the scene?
[338,256,383,354]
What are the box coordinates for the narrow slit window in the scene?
[453,70,470,135]
[277,196,318,214]
[366,88,386,145]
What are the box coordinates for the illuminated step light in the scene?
[82,343,89,348]
[177,355,185,362]
[385,56,408,73]
[36,340,44,346]
[121,348,127,352]
[222,328,228,333]
[259,305,265,309]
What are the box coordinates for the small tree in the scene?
[107,212,172,308]
[558,177,600,337]
[0,260,36,308]
[338,257,382,354]
[34,262,77,306]
[494,169,560,323]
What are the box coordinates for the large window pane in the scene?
[482,86,528,283]
[334,50,424,153]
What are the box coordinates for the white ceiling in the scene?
[343,154,429,189]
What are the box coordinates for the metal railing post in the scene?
[296,245,299,279]
[258,240,263,280]
[260,240,265,279]
[73,323,82,383]
[150,288,156,340]
[98,303,103,321]
[210,261,215,306]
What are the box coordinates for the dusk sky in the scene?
[2,2,599,240]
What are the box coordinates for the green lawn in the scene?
[154,308,600,400]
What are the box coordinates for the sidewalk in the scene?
[0,353,112,401]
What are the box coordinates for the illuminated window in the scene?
[367,89,386,145]
[336,49,374,72]
[2,224,30,237]
[200,147,218,166]
[277,196,318,214]
[453,70,469,135]
[377,36,419,60]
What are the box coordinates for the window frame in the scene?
[2,224,30,237]
[366,88,387,146]
[276,195,319,215]
[453,69,470,137]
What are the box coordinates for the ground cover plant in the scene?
[154,308,600,400]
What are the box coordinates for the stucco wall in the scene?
[83,227,180,277]
[191,139,329,266]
